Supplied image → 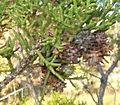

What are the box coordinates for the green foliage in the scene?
[0,0,7,19]
[20,92,87,105]
[46,92,75,105]
[19,96,36,105]
[0,0,119,59]
[45,92,87,105]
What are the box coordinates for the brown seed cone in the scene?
[40,66,66,92]
[62,30,112,67]
[62,44,82,63]
[78,30,112,66]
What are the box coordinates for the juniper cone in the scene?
[40,66,66,92]
[62,30,112,66]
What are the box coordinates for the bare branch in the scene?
[0,39,42,91]
[97,64,105,77]
[97,58,119,105]
[106,59,119,76]
[89,72,101,79]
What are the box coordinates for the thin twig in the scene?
[89,72,101,79]
[108,82,116,105]
[0,87,26,101]
[13,83,17,105]
[81,81,98,105]
[0,43,7,49]
[22,77,39,105]
[106,59,119,76]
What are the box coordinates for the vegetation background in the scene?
[0,0,120,105]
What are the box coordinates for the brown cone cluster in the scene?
[62,30,112,66]
[40,66,66,92]
[40,30,112,92]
